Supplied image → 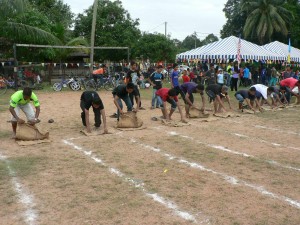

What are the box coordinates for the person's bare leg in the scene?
[169,108,175,120]
[11,122,17,138]
[161,108,167,119]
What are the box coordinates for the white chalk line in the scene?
[227,120,300,136]
[167,131,300,173]
[128,137,300,210]
[0,153,38,225]
[62,140,209,224]
[232,133,300,151]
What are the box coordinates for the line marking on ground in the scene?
[232,133,300,151]
[0,153,38,225]
[226,120,300,136]
[167,131,300,172]
[128,138,300,210]
[62,140,209,224]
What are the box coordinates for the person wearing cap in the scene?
[217,68,224,86]
[9,87,41,138]
[80,91,108,134]
[205,84,232,113]
[235,87,262,112]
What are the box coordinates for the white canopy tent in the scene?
[177,36,284,61]
[263,41,300,63]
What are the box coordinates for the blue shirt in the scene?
[180,82,201,95]
[243,68,249,78]
[171,70,180,87]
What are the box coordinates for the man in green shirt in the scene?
[9,87,40,138]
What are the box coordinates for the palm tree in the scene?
[241,0,293,44]
[0,0,61,44]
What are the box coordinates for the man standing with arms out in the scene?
[205,63,216,85]
[206,84,232,114]
[179,82,205,118]
[280,77,300,104]
[235,87,262,112]
[80,91,108,134]
[149,65,164,109]
[156,88,187,122]
[112,83,140,120]
[9,87,40,138]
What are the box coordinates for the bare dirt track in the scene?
[0,90,300,225]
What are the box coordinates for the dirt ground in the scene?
[0,89,300,225]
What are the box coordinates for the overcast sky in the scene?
[62,0,227,41]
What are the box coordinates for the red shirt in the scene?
[156,88,178,102]
[280,78,298,89]
[189,71,195,79]
[182,75,190,83]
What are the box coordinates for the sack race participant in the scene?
[80,91,108,134]
[9,87,41,139]
[117,111,143,128]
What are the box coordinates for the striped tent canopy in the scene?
[177,36,284,61]
[263,41,300,63]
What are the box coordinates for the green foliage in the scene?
[221,0,300,47]
[181,33,202,50]
[202,34,219,45]
[0,0,61,44]
[73,0,141,61]
[242,0,293,44]
[220,0,247,38]
[134,33,177,62]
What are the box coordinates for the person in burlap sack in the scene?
[205,84,232,114]
[113,83,140,121]
[9,87,40,139]
[80,91,108,134]
[156,88,187,123]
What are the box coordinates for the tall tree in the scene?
[202,34,219,45]
[220,0,247,38]
[181,33,202,50]
[283,0,300,48]
[73,0,141,61]
[134,33,177,62]
[0,0,61,44]
[241,0,293,44]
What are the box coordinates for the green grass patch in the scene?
[8,156,45,178]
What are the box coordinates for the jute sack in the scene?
[16,123,49,141]
[117,112,143,128]
[189,108,209,118]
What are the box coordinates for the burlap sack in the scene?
[117,112,143,128]
[16,123,49,141]
[189,108,209,118]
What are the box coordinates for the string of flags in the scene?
[0,62,127,67]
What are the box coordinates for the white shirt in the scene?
[217,73,224,84]
[251,84,268,99]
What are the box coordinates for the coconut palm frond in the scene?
[0,21,62,44]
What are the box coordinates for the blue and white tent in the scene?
[177,36,284,61]
[263,41,300,63]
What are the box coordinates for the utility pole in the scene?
[165,22,167,37]
[90,0,98,73]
